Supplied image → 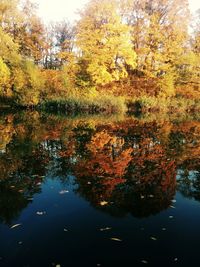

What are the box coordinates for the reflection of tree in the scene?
[74,130,132,200]
[0,115,15,153]
[0,147,49,224]
[1,112,200,222]
[73,128,177,217]
[0,183,32,224]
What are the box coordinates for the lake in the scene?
[0,111,200,267]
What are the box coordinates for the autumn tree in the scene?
[76,0,137,86]
[120,0,190,96]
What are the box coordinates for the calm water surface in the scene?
[0,111,200,267]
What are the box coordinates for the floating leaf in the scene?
[150,236,157,241]
[36,211,46,215]
[100,227,112,231]
[141,260,148,264]
[100,201,108,206]
[10,223,22,229]
[110,237,122,242]
[59,190,69,194]
[169,216,174,219]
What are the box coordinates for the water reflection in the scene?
[0,112,200,223]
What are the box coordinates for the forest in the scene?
[0,0,200,114]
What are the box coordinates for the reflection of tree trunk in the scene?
[111,144,115,161]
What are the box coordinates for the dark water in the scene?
[0,111,200,267]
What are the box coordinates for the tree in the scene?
[0,57,10,96]
[120,0,190,96]
[53,20,75,67]
[76,0,137,86]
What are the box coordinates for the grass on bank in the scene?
[127,95,200,113]
[40,88,127,114]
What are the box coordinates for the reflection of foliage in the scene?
[77,130,133,179]
[74,127,177,217]
[0,185,30,224]
[0,112,200,223]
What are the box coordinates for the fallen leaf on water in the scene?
[100,227,112,231]
[18,241,23,245]
[169,216,174,219]
[36,211,46,215]
[110,237,122,242]
[150,236,157,241]
[59,190,69,194]
[10,224,22,229]
[141,260,148,264]
[100,201,108,206]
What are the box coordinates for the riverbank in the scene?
[1,94,200,115]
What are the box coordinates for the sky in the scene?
[33,0,200,23]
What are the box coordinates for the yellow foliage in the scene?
[76,0,137,86]
[0,57,10,96]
